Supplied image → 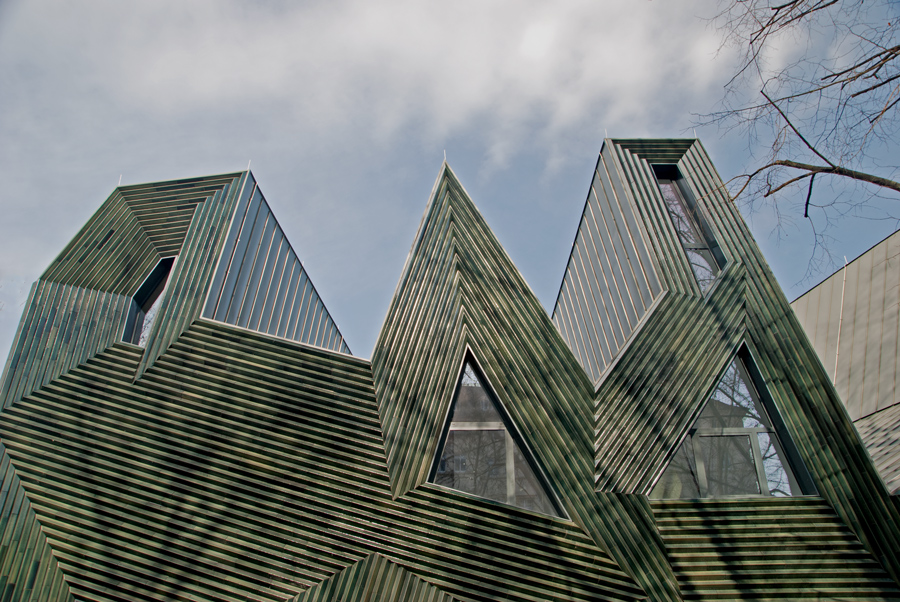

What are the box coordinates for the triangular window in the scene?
[430,359,562,517]
[651,351,815,499]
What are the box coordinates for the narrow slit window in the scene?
[653,165,724,293]
[651,351,815,499]
[430,359,563,517]
[123,257,175,347]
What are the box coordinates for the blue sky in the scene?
[1,0,897,363]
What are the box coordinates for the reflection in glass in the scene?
[124,257,174,347]
[698,361,768,429]
[685,249,718,292]
[651,354,802,499]
[436,430,507,503]
[698,435,760,497]
[657,178,720,293]
[649,440,700,500]
[433,362,559,517]
[758,433,793,497]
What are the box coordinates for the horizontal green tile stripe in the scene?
[0,323,644,602]
[0,280,130,408]
[651,498,900,601]
[613,139,696,165]
[0,444,74,602]
[372,166,681,602]
[293,554,460,602]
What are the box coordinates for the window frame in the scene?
[650,347,818,500]
[123,256,175,346]
[652,164,726,293]
[429,351,566,517]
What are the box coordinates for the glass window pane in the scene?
[451,365,504,423]
[138,296,163,347]
[434,430,507,503]
[658,181,702,246]
[698,360,770,429]
[685,249,717,293]
[433,360,562,516]
[758,432,794,497]
[650,439,701,499]
[512,444,555,514]
[699,435,761,497]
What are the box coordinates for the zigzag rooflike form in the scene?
[3,143,900,600]
[372,164,682,602]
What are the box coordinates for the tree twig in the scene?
[761,90,835,167]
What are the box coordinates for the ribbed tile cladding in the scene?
[372,166,681,602]
[4,146,900,601]
[134,174,249,377]
[553,151,662,384]
[292,554,460,602]
[2,171,351,416]
[0,282,131,408]
[0,320,642,602]
[571,139,900,585]
[652,498,900,601]
[203,173,349,354]
[594,268,746,493]
[0,444,74,602]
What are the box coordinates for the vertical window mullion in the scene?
[691,433,709,498]
[506,431,516,505]
[750,429,771,495]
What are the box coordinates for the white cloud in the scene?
[0,0,766,360]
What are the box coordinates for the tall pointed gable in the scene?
[372,164,683,602]
[569,138,900,586]
[372,164,594,499]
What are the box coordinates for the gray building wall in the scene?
[792,229,900,492]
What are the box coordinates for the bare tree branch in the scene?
[761,89,835,166]
[700,0,900,278]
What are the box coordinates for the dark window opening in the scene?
[651,349,816,499]
[430,357,563,517]
[653,164,725,293]
[123,257,175,347]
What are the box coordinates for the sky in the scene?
[0,0,898,364]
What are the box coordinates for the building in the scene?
[791,229,900,494]
[0,139,899,601]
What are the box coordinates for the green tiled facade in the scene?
[1,140,899,601]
